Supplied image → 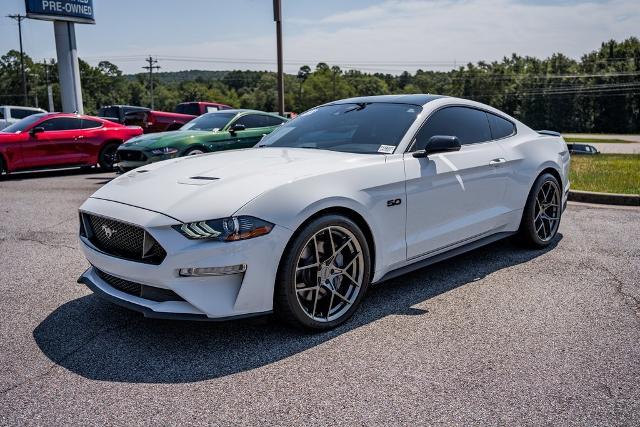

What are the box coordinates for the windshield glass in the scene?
[1,113,46,133]
[180,112,236,131]
[258,103,422,154]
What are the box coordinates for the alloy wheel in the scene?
[294,225,365,322]
[534,180,560,242]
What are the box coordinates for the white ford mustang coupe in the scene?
[78,95,570,330]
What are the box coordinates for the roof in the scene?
[0,106,47,111]
[205,109,283,117]
[328,94,445,106]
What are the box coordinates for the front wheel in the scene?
[275,214,371,330]
[183,147,206,156]
[98,142,121,171]
[517,173,562,248]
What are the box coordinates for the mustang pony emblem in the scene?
[101,224,117,239]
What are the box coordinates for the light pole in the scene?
[273,0,284,116]
[6,14,28,105]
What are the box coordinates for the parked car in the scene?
[567,143,599,155]
[124,101,232,133]
[0,106,47,130]
[116,109,286,172]
[0,113,142,175]
[98,105,149,124]
[77,94,569,330]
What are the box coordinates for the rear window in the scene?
[98,107,119,119]
[10,108,39,120]
[82,119,103,129]
[175,103,201,116]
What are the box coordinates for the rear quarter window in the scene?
[487,112,516,139]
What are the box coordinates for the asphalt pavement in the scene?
[1,169,639,425]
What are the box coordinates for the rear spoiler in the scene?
[537,130,561,137]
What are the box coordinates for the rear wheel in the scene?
[98,142,120,171]
[517,173,562,247]
[0,156,6,178]
[275,214,371,330]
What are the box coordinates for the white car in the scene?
[0,106,47,130]
[78,95,570,330]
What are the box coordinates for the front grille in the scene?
[117,150,147,162]
[82,213,166,264]
[95,269,184,302]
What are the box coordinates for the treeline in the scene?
[0,37,638,132]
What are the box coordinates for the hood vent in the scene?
[189,176,219,180]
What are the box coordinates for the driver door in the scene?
[403,106,510,259]
[228,114,275,148]
[21,117,84,168]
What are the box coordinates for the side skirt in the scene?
[376,231,515,283]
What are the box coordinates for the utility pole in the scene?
[143,56,160,110]
[273,0,284,116]
[6,14,28,105]
[44,59,54,112]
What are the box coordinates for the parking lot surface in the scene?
[1,170,639,425]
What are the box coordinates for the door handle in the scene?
[75,135,84,140]
[489,158,506,166]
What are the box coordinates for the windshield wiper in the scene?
[343,103,367,114]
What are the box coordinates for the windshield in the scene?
[258,103,422,154]
[180,112,236,131]
[1,113,46,133]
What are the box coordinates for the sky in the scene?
[0,0,638,75]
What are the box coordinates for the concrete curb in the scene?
[568,190,640,206]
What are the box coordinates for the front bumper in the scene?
[78,197,292,320]
[116,150,178,172]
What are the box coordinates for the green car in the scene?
[115,109,287,172]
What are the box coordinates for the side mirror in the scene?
[230,123,246,133]
[29,127,45,136]
[412,135,461,158]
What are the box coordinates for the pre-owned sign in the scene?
[25,0,95,24]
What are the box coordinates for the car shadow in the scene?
[1,167,113,181]
[33,234,562,384]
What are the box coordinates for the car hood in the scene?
[90,148,383,223]
[118,130,215,150]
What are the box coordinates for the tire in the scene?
[98,142,121,171]
[183,147,206,156]
[517,173,562,248]
[275,214,371,331]
[0,156,6,179]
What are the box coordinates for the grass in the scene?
[563,137,633,144]
[570,154,640,195]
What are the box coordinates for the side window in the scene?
[39,117,83,131]
[0,109,4,120]
[81,119,103,129]
[487,112,515,140]
[10,108,38,120]
[234,114,265,129]
[413,106,492,150]
[261,115,285,127]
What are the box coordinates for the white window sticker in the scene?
[378,145,395,154]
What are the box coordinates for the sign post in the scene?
[25,0,95,114]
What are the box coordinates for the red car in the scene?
[124,101,232,133]
[0,113,143,175]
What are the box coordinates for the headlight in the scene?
[151,147,178,155]
[173,216,274,241]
